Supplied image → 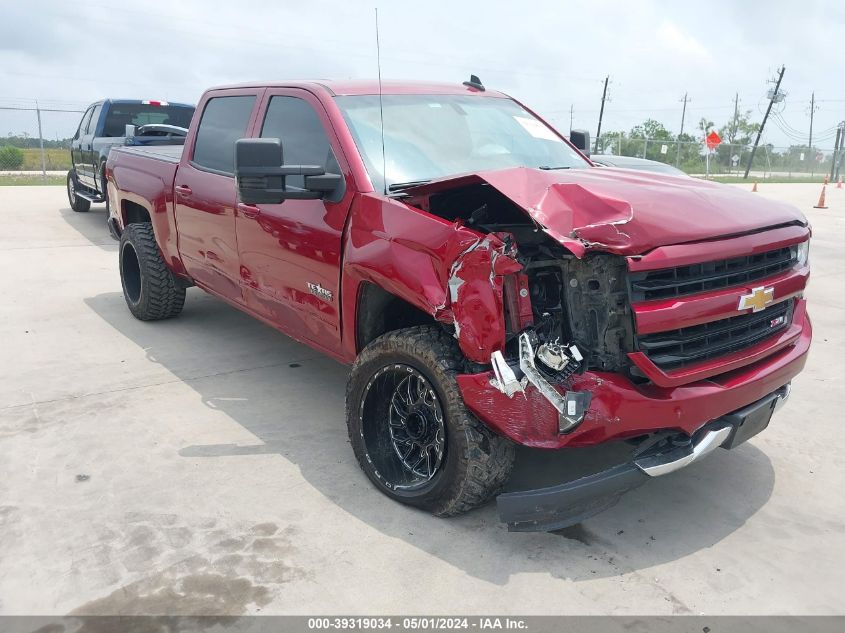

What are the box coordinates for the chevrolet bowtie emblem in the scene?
[738,286,775,313]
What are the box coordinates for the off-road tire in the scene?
[119,223,185,320]
[346,325,515,516]
[67,169,90,213]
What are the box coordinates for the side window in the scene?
[260,96,338,189]
[75,108,93,140]
[87,104,103,135]
[192,95,256,175]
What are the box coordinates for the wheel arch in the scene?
[355,282,438,354]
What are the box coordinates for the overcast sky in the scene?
[2,0,843,148]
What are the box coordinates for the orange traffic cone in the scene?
[752,182,758,192]
[814,185,828,209]
[838,176,843,189]
[824,175,829,185]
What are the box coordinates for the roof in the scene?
[207,79,508,98]
[86,99,195,108]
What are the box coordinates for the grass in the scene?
[0,174,66,186]
[19,148,71,171]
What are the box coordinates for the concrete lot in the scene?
[0,183,843,615]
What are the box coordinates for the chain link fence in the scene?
[595,137,844,180]
[2,102,843,182]
[0,104,83,176]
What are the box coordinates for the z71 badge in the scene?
[307,282,333,302]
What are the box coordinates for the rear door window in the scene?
[192,96,256,175]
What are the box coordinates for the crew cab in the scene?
[105,79,811,531]
[67,99,194,213]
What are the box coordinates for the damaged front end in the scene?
[361,166,810,531]
[398,175,637,448]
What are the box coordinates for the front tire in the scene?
[346,325,515,517]
[67,169,90,213]
[119,223,185,320]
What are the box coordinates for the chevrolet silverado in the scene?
[105,78,811,531]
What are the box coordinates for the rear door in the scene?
[174,89,261,303]
[235,89,354,350]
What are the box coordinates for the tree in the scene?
[715,110,760,168]
[630,119,673,141]
[0,145,24,169]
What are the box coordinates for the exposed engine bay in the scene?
[404,182,638,432]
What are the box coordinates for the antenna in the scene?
[375,8,387,195]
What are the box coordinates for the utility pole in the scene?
[730,93,740,174]
[744,65,785,180]
[808,92,818,177]
[808,92,816,149]
[831,122,844,183]
[731,93,740,142]
[569,104,574,131]
[35,100,46,179]
[595,76,609,154]
[676,92,690,166]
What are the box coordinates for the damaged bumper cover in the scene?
[489,332,591,433]
[456,305,810,450]
[498,383,791,532]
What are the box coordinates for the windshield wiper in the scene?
[538,165,572,170]
[387,180,432,193]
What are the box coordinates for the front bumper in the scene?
[497,383,791,532]
[456,300,811,449]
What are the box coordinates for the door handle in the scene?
[238,203,260,219]
[174,184,193,197]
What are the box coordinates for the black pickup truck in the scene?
[67,99,194,213]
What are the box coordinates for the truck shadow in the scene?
[59,204,115,251]
[84,290,776,584]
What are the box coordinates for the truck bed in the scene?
[111,144,184,163]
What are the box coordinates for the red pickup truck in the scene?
[106,79,811,531]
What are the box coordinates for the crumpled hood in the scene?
[405,167,807,256]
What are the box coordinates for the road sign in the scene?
[731,154,740,166]
[660,144,668,155]
[705,131,722,150]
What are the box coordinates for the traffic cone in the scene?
[814,185,828,209]
[837,176,843,189]
[752,182,758,192]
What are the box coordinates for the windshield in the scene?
[335,94,588,192]
[102,104,195,138]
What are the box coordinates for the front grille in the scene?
[637,300,793,372]
[629,246,797,302]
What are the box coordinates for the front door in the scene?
[235,89,353,350]
[174,90,261,303]
[71,106,94,183]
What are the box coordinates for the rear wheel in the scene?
[67,169,90,213]
[346,325,515,516]
[119,223,185,320]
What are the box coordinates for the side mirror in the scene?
[125,124,136,139]
[569,129,591,157]
[234,138,344,205]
